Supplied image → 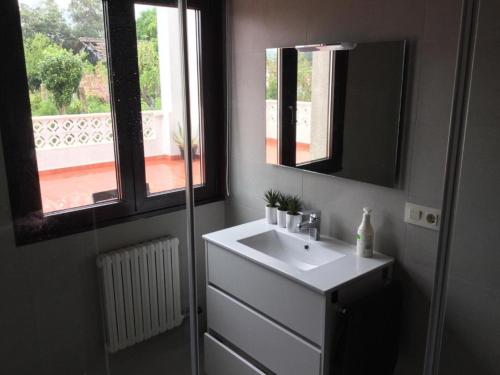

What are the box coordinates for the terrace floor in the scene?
[38,138,308,213]
[39,156,202,213]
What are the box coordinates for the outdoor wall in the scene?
[0,127,225,374]
[226,0,461,374]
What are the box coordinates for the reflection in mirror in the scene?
[295,50,332,165]
[266,41,407,188]
[265,48,279,164]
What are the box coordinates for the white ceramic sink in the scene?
[237,229,345,271]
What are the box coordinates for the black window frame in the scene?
[277,48,348,174]
[0,0,225,245]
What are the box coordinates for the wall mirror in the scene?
[265,41,407,187]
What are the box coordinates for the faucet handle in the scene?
[300,209,321,221]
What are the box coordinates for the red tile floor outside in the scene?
[266,138,311,164]
[39,138,309,213]
[39,156,202,213]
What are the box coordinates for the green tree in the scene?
[20,0,72,46]
[24,33,62,91]
[266,52,278,100]
[40,52,83,114]
[297,52,312,101]
[136,9,158,42]
[68,0,104,38]
[136,8,160,109]
[137,40,160,109]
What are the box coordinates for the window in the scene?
[265,48,279,165]
[1,0,224,244]
[295,50,332,165]
[266,47,347,174]
[136,4,204,195]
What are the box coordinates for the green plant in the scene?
[136,8,158,42]
[173,123,199,148]
[287,195,302,215]
[39,51,83,113]
[66,98,84,114]
[277,193,289,211]
[23,33,64,91]
[137,39,160,109]
[264,189,280,208]
[30,92,58,116]
[86,96,110,113]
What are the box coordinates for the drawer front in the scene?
[206,242,325,345]
[207,286,322,375]
[204,333,265,375]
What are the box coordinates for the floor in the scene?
[265,138,311,164]
[109,321,197,375]
[38,156,202,213]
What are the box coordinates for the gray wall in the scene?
[440,1,500,374]
[0,128,225,374]
[226,0,461,373]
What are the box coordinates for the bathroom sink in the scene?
[237,229,345,271]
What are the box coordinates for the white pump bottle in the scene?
[356,207,374,257]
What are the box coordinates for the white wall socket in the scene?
[404,202,441,231]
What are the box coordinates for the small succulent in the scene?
[264,189,280,208]
[277,193,289,211]
[287,195,302,215]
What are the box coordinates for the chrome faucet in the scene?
[297,210,321,241]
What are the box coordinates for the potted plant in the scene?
[276,193,289,228]
[173,123,199,159]
[286,195,302,232]
[264,189,279,224]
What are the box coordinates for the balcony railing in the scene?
[33,111,159,150]
[33,111,164,171]
[265,99,312,143]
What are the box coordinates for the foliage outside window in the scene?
[1,0,225,243]
[265,50,313,101]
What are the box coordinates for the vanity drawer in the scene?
[204,333,265,375]
[206,242,325,345]
[207,286,322,375]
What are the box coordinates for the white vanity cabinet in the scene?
[203,220,393,375]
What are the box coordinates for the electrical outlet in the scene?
[404,202,441,230]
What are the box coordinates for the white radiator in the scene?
[97,237,183,353]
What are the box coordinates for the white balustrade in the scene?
[32,111,159,150]
[33,111,162,171]
[265,100,312,144]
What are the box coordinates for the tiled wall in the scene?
[0,135,225,373]
[439,1,500,373]
[226,0,461,373]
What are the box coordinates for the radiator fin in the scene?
[97,237,183,353]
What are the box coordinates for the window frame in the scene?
[0,0,225,245]
[277,48,348,174]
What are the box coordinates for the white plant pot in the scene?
[277,210,287,228]
[265,206,277,224]
[286,213,301,232]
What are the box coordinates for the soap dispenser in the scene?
[356,207,374,257]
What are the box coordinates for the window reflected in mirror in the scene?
[295,50,333,165]
[265,41,407,188]
[265,48,279,165]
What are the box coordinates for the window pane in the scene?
[265,48,279,165]
[296,50,332,165]
[18,0,118,213]
[135,4,204,196]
